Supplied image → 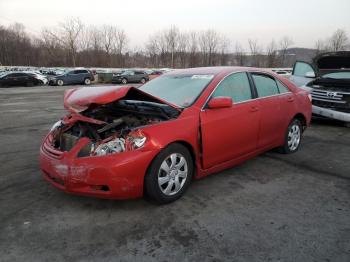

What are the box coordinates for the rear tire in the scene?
[279,118,302,154]
[140,78,146,84]
[144,143,193,204]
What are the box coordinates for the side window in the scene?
[293,61,315,77]
[6,73,15,78]
[276,80,290,93]
[212,72,252,103]
[252,74,279,98]
[10,73,22,77]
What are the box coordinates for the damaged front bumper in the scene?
[312,105,350,122]
[40,133,158,199]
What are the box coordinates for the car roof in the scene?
[165,66,272,76]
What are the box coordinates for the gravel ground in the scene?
[0,85,349,262]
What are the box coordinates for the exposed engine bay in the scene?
[51,99,180,157]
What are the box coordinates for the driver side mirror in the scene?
[305,71,316,78]
[207,97,233,109]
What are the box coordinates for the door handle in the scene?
[287,97,294,102]
[249,106,259,112]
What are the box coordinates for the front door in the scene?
[290,61,316,87]
[200,72,260,169]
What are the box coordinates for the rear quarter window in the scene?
[276,80,290,93]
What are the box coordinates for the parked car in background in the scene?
[49,69,94,86]
[0,72,46,87]
[25,72,48,85]
[290,51,350,126]
[112,70,149,84]
[147,70,164,80]
[40,67,311,203]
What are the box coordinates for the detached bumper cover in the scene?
[40,135,158,199]
[312,105,350,122]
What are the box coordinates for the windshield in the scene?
[322,72,350,79]
[139,74,214,107]
[121,71,132,75]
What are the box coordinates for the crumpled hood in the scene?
[64,85,181,113]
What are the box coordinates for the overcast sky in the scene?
[0,0,349,50]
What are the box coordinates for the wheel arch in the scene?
[144,140,197,180]
[292,113,307,131]
[142,140,197,198]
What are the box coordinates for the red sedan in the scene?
[40,67,312,203]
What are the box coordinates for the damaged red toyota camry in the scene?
[40,67,312,203]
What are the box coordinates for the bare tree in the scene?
[146,34,160,67]
[279,36,294,67]
[59,17,84,67]
[218,36,230,65]
[234,42,245,66]
[315,39,328,56]
[100,25,116,66]
[41,27,66,66]
[266,40,278,67]
[199,30,220,66]
[328,29,349,51]
[113,29,128,67]
[248,39,262,67]
[177,32,189,68]
[188,31,198,67]
[164,25,179,68]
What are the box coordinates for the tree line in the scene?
[0,18,349,68]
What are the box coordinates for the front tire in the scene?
[57,79,64,86]
[84,78,91,85]
[121,78,128,84]
[140,78,146,84]
[279,118,302,154]
[145,143,193,204]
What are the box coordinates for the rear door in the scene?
[128,71,137,82]
[200,72,261,168]
[250,73,285,149]
[7,73,22,86]
[290,61,316,87]
[16,73,29,85]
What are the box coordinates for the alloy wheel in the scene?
[288,124,301,151]
[158,153,188,196]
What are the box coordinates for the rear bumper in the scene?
[40,135,158,199]
[312,105,350,122]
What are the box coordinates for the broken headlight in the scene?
[92,130,147,156]
[93,138,126,156]
[127,130,147,150]
[50,120,63,131]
